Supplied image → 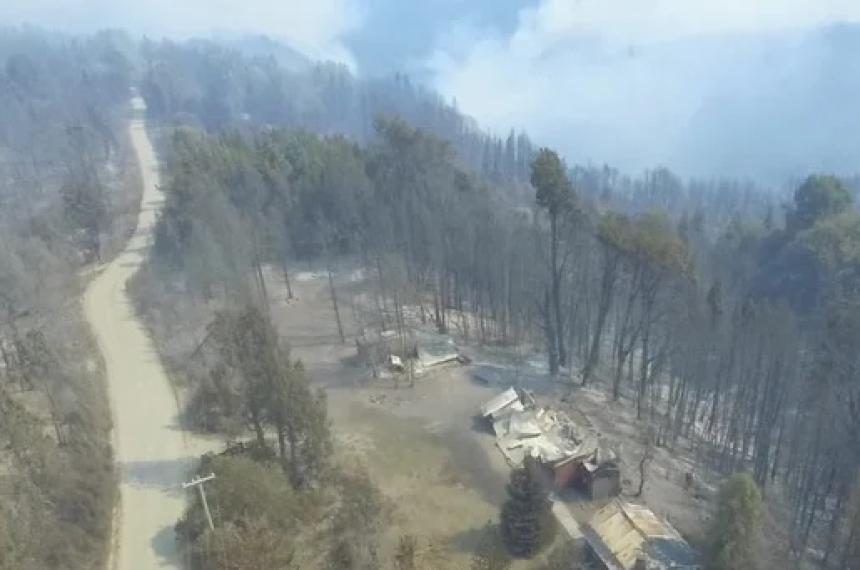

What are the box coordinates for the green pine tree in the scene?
[707,473,763,570]
[500,459,551,558]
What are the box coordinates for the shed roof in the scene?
[415,330,459,368]
[585,501,700,570]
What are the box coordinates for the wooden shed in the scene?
[553,454,621,499]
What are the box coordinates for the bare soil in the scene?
[269,266,570,568]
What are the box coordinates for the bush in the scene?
[193,519,296,570]
[326,467,385,570]
[177,454,386,570]
[176,454,307,547]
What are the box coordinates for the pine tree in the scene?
[61,171,108,262]
[500,459,551,558]
[707,473,763,570]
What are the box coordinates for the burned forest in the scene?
[3,7,860,570]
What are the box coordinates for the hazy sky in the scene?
[4,0,860,181]
[427,0,860,180]
[0,0,362,64]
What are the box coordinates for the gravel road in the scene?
[84,98,189,570]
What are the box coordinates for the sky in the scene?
[0,0,363,65]
[427,0,860,181]
[3,0,860,181]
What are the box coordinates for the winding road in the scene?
[83,97,188,569]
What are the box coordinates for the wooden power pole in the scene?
[183,473,216,531]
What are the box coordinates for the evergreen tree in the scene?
[787,174,853,234]
[61,172,108,261]
[707,473,763,570]
[208,305,331,488]
[500,459,551,558]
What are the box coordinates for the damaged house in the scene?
[480,387,620,499]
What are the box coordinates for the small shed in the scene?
[558,449,622,499]
[589,462,622,500]
[584,501,701,570]
[552,455,621,499]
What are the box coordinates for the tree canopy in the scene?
[531,148,573,217]
[788,175,854,234]
[707,473,763,570]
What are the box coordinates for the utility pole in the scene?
[183,473,216,531]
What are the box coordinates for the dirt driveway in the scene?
[267,267,572,568]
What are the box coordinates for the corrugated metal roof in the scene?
[508,410,544,437]
[585,501,700,570]
[481,387,520,417]
[483,387,604,467]
[491,402,526,436]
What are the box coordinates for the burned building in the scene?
[554,450,622,500]
[356,329,417,366]
[480,387,620,498]
[357,328,462,375]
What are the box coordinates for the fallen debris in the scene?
[388,354,405,372]
[414,330,461,371]
[480,387,621,497]
[356,327,466,376]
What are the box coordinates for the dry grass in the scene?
[0,301,116,570]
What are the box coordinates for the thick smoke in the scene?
[429,0,860,183]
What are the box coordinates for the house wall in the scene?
[591,471,621,500]
[553,460,580,488]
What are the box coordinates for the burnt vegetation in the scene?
[128,37,860,568]
[0,28,134,570]
[2,23,860,570]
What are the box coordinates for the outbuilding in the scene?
[584,501,701,570]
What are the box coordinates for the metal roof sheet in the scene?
[481,387,520,417]
[586,501,700,570]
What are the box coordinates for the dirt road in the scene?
[84,98,189,569]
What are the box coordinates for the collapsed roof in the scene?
[357,328,462,373]
[480,387,603,467]
[414,330,460,370]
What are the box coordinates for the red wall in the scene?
[553,460,580,488]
